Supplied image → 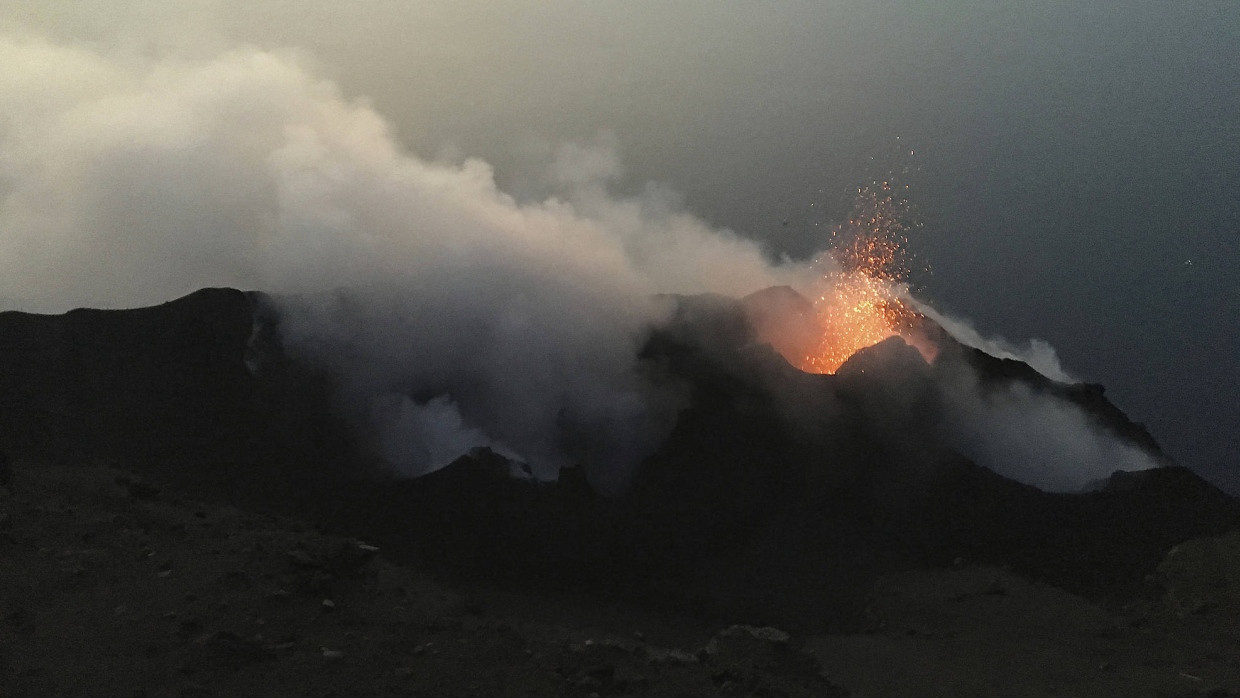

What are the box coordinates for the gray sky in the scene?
[4,1,1238,490]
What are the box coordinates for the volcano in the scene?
[2,286,1235,625]
[3,287,1240,695]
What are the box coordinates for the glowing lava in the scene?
[799,273,910,373]
[795,182,925,374]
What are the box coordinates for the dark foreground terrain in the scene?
[4,455,1240,697]
[0,456,848,697]
[2,288,1240,696]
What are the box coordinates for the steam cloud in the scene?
[902,303,1158,489]
[0,37,812,491]
[915,303,1073,383]
[0,35,1158,493]
[933,362,1159,491]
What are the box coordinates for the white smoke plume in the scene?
[889,302,1156,490]
[0,36,813,491]
[934,365,1159,492]
[904,303,1158,490]
[0,35,1160,495]
[915,302,1073,383]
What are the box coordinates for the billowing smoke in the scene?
[0,36,813,491]
[0,35,1160,494]
[897,304,1158,490]
[916,303,1073,383]
[933,358,1159,491]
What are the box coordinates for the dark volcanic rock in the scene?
[200,630,275,669]
[1156,530,1240,617]
[1,287,1237,631]
[701,625,846,697]
[934,337,1166,458]
[0,288,361,500]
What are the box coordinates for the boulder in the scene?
[1157,531,1240,617]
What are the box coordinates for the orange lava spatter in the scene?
[795,181,924,374]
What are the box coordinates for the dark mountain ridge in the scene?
[1,287,1235,630]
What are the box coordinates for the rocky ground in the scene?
[3,455,1238,698]
[0,456,846,697]
[4,289,1240,697]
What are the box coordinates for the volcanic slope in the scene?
[2,288,1240,696]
